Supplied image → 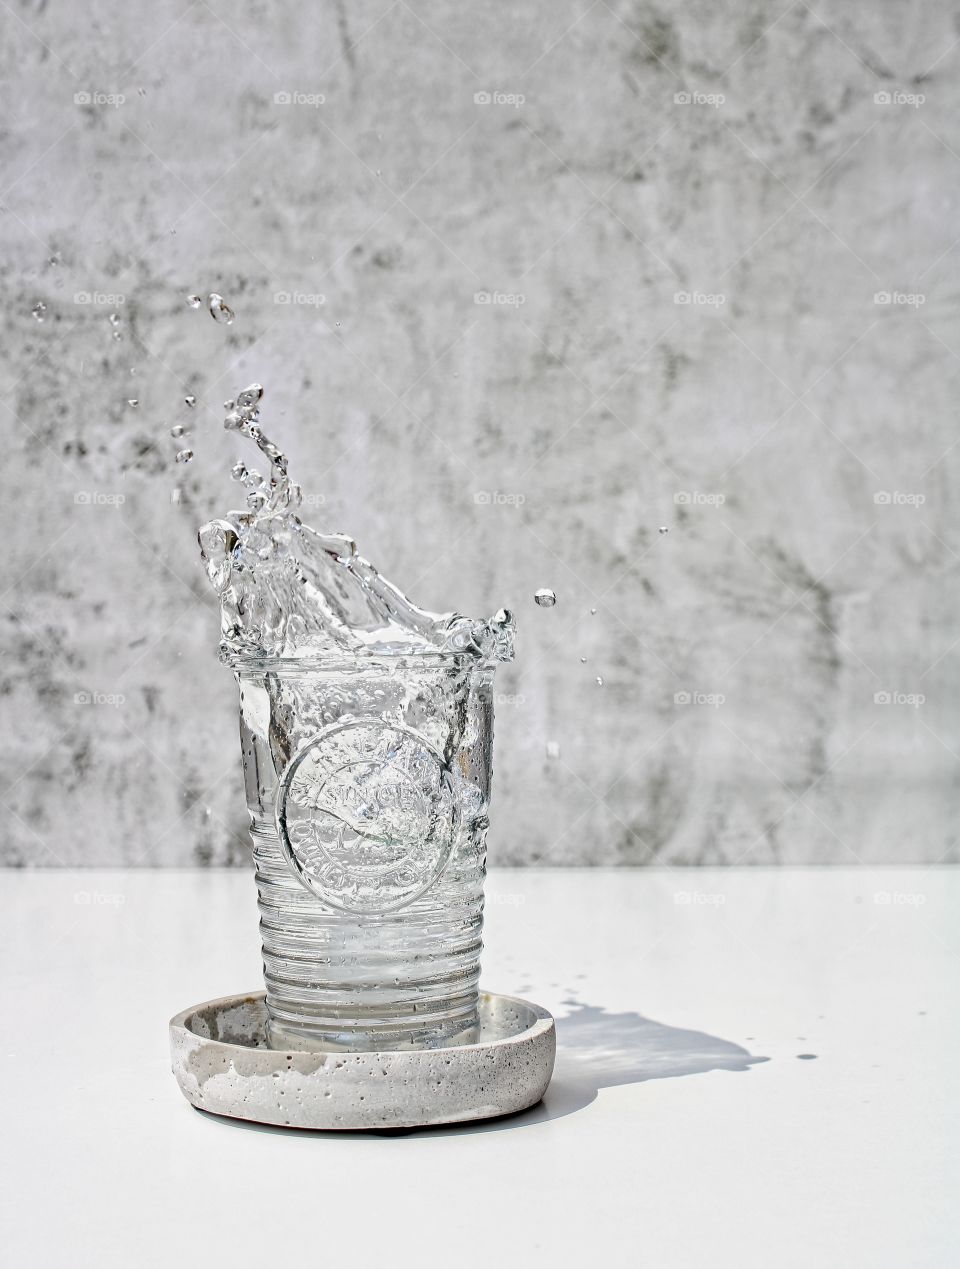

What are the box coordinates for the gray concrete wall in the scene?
[2,1,957,866]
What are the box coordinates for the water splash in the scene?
[199,384,515,667]
[208,293,234,324]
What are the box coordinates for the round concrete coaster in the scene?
[170,991,555,1130]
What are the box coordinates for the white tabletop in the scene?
[2,866,956,1267]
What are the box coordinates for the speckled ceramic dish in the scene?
[170,990,555,1130]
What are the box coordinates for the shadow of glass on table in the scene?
[529,999,770,1126]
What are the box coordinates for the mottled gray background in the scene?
[2,1,957,867]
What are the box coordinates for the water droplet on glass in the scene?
[184,395,196,407]
[595,676,604,686]
[170,424,185,438]
[545,741,561,759]
[236,383,263,411]
[186,294,202,309]
[31,301,46,322]
[175,448,194,464]
[534,588,556,608]
[208,293,234,324]
[659,526,669,534]
[126,398,139,408]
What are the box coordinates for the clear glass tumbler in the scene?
[230,650,496,1051]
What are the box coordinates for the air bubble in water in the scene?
[208,293,234,324]
[184,395,196,407]
[170,424,185,438]
[534,588,556,608]
[186,294,202,309]
[31,301,46,321]
[175,448,194,464]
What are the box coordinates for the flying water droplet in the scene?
[534,588,556,608]
[170,424,185,438]
[580,656,587,664]
[184,395,196,407]
[108,312,121,327]
[126,398,139,408]
[171,488,182,504]
[590,607,597,615]
[186,294,202,309]
[31,301,47,322]
[545,741,561,759]
[659,526,669,535]
[175,448,194,464]
[208,293,234,324]
[595,676,603,686]
[223,411,243,432]
[236,383,263,411]
[231,461,248,482]
[223,399,235,410]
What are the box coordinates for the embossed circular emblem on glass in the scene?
[276,720,460,914]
